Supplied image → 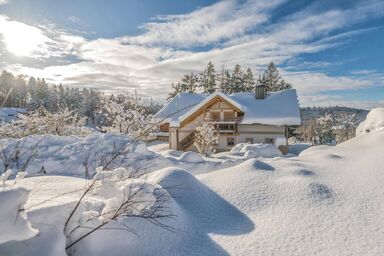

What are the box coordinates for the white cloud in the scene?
[1,0,384,108]
[0,0,8,5]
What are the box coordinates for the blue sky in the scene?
[0,0,383,108]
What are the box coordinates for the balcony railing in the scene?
[208,122,237,133]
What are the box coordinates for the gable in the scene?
[178,95,243,127]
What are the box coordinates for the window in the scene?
[224,111,235,122]
[207,111,220,122]
[264,138,274,144]
[227,137,235,146]
[245,137,254,144]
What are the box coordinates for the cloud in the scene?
[124,0,286,48]
[68,16,81,24]
[0,0,8,5]
[1,0,384,108]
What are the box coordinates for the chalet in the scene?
[153,85,301,153]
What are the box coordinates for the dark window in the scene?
[227,137,235,146]
[264,138,274,144]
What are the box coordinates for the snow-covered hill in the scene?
[1,108,384,255]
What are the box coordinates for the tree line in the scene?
[168,62,292,99]
[0,71,162,123]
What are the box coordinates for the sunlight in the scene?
[0,15,50,56]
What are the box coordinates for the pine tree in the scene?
[230,64,244,93]
[181,73,198,93]
[199,61,216,94]
[217,69,231,93]
[258,62,292,92]
[243,68,255,92]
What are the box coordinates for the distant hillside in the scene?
[300,106,369,124]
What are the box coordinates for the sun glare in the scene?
[0,16,49,56]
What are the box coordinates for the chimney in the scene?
[255,83,267,99]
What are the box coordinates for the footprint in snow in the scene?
[297,169,316,177]
[253,160,275,171]
[309,182,334,201]
[327,154,343,159]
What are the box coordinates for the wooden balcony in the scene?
[208,122,237,133]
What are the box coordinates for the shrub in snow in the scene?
[0,107,90,138]
[193,122,219,157]
[356,107,384,136]
[98,100,156,138]
[64,167,173,251]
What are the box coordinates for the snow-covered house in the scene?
[154,87,301,152]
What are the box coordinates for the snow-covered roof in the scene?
[153,93,206,123]
[154,89,301,127]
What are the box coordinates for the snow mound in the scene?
[149,167,254,235]
[356,107,384,136]
[178,151,205,163]
[0,133,165,177]
[0,187,37,243]
[232,143,282,158]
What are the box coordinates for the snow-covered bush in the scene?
[99,100,155,138]
[193,122,219,157]
[356,107,384,136]
[0,107,90,138]
[314,114,335,145]
[64,166,172,252]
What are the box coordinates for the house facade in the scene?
[154,87,301,153]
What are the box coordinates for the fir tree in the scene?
[230,64,244,93]
[258,62,292,92]
[181,72,198,93]
[243,68,255,92]
[199,61,216,94]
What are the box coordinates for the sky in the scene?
[0,0,383,109]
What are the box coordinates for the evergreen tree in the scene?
[181,72,198,93]
[230,64,244,93]
[258,62,292,92]
[217,68,231,93]
[243,68,255,92]
[199,61,216,94]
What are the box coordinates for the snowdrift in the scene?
[231,143,282,158]
[199,126,384,255]
[0,187,37,243]
[356,107,384,136]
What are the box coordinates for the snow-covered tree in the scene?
[193,122,219,157]
[0,107,90,138]
[229,64,244,93]
[199,62,216,94]
[314,114,335,145]
[217,68,231,93]
[243,68,256,92]
[258,62,292,92]
[167,82,183,100]
[99,99,154,138]
[181,72,199,93]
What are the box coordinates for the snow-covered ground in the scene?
[1,108,384,255]
[0,107,26,123]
